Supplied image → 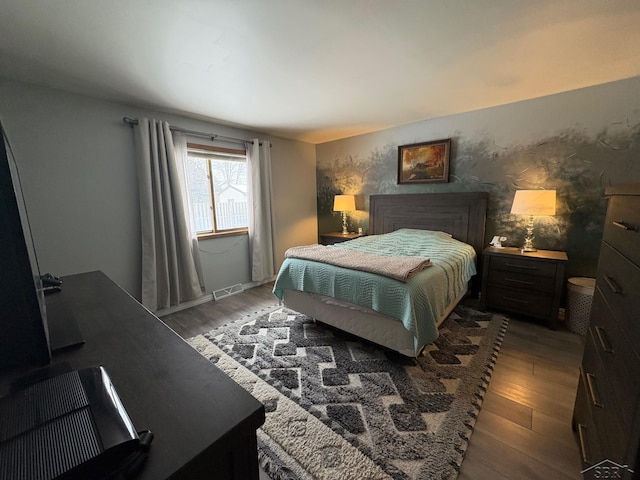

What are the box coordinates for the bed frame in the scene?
[369,192,488,293]
[283,191,489,356]
[369,192,488,258]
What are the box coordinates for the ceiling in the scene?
[1,1,639,144]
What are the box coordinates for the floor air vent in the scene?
[213,284,243,301]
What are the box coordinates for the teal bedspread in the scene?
[273,229,477,347]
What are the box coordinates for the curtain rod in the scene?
[122,117,270,147]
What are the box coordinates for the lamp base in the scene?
[341,211,349,235]
[520,216,537,252]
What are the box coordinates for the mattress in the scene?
[273,229,477,348]
[282,284,467,356]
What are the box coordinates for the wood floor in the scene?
[161,283,585,480]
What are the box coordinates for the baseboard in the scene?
[156,278,273,317]
[156,293,214,317]
[213,284,243,300]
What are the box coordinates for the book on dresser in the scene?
[572,184,640,479]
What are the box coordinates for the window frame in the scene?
[186,142,249,240]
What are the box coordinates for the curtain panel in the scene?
[133,118,203,311]
[173,133,205,291]
[246,139,276,282]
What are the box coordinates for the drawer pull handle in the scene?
[595,326,614,354]
[586,373,603,408]
[505,262,538,270]
[604,275,623,295]
[503,296,529,305]
[612,220,638,231]
[577,423,591,464]
[504,277,535,286]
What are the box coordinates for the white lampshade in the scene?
[333,194,356,212]
[511,190,556,216]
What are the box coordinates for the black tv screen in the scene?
[0,119,51,373]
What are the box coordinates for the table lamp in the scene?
[510,190,556,252]
[333,195,356,235]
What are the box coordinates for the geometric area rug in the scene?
[187,304,508,480]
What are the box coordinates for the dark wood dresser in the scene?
[0,271,265,480]
[573,185,640,478]
[480,247,568,329]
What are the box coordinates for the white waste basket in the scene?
[566,277,596,335]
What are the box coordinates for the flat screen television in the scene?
[0,119,51,373]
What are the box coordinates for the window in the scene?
[185,143,248,237]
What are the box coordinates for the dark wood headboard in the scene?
[369,192,489,258]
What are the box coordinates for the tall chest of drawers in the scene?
[573,185,640,478]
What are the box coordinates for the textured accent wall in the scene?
[317,78,640,278]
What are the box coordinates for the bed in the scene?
[273,192,488,357]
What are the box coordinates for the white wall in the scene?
[0,80,317,299]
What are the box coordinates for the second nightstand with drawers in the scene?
[319,232,365,245]
[480,246,568,329]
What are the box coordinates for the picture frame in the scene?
[398,138,451,184]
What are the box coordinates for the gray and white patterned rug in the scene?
[187,303,508,480]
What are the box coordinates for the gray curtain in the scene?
[246,139,276,282]
[133,118,204,311]
[173,133,205,291]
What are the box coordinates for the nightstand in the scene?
[480,246,568,329]
[319,231,365,245]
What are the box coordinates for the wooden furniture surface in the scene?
[573,185,640,476]
[480,246,568,329]
[319,231,365,245]
[0,271,265,480]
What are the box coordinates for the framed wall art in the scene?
[398,138,451,184]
